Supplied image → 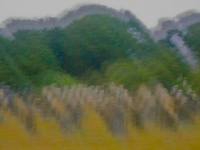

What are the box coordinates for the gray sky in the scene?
[0,0,200,28]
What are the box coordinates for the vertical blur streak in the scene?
[171,33,197,67]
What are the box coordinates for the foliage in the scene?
[184,22,200,59]
[0,14,193,90]
[60,14,139,76]
[0,37,30,87]
[105,59,153,90]
[12,30,60,76]
[30,69,78,88]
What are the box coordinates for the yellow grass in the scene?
[0,108,200,150]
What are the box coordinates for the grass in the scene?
[1,108,200,150]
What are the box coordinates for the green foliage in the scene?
[104,42,190,90]
[45,28,67,69]
[12,30,60,76]
[0,37,30,88]
[0,14,193,90]
[184,22,200,59]
[60,14,142,76]
[105,59,153,90]
[143,44,190,88]
[30,69,78,88]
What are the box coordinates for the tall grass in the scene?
[0,82,200,149]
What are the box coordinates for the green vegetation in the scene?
[1,14,200,149]
[184,22,200,59]
[0,14,194,92]
[156,22,200,93]
[181,22,200,93]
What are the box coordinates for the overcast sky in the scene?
[0,0,200,28]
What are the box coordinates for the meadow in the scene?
[0,82,200,150]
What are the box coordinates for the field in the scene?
[0,83,200,150]
[1,109,200,150]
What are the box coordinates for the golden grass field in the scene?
[1,107,200,150]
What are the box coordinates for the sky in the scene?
[0,0,200,28]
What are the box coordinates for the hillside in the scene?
[157,20,200,93]
[0,13,190,90]
[1,5,200,149]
